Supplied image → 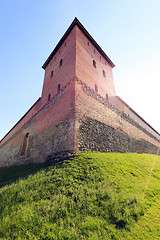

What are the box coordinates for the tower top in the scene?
[42,17,115,69]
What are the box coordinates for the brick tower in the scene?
[0,18,159,167]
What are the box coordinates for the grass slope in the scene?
[0,152,160,239]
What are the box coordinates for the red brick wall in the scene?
[75,26,116,98]
[41,27,76,106]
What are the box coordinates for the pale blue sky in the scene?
[0,0,160,140]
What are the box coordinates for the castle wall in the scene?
[110,96,160,141]
[74,79,160,154]
[0,98,42,146]
[0,80,76,167]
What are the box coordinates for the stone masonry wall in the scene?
[0,116,71,167]
[79,116,159,155]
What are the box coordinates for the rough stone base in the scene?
[0,117,72,167]
[79,117,159,155]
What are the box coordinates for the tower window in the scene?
[64,42,66,47]
[59,59,63,68]
[21,133,29,156]
[48,94,51,101]
[103,70,106,78]
[57,84,61,93]
[106,93,108,100]
[93,60,96,68]
[87,42,89,46]
[51,71,53,78]
[94,49,96,53]
[95,84,98,92]
[100,56,101,60]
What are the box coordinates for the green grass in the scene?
[0,152,160,239]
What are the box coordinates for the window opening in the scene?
[106,93,108,100]
[87,42,89,46]
[95,84,98,92]
[93,60,96,68]
[21,133,29,156]
[59,59,63,68]
[57,84,61,93]
[103,70,106,78]
[48,94,51,101]
[51,71,53,78]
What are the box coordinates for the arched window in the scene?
[48,94,51,101]
[93,60,96,68]
[103,70,106,78]
[51,71,53,78]
[59,59,63,68]
[106,93,108,100]
[95,84,98,92]
[21,133,29,156]
[57,84,61,93]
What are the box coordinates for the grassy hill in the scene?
[0,152,160,239]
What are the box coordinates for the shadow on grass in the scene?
[0,163,49,189]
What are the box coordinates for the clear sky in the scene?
[0,0,160,140]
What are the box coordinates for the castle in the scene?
[0,18,160,167]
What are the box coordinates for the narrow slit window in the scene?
[95,84,98,92]
[48,94,51,101]
[59,59,63,68]
[93,60,96,68]
[106,93,108,100]
[21,133,29,156]
[103,70,106,78]
[51,71,53,78]
[57,84,61,93]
